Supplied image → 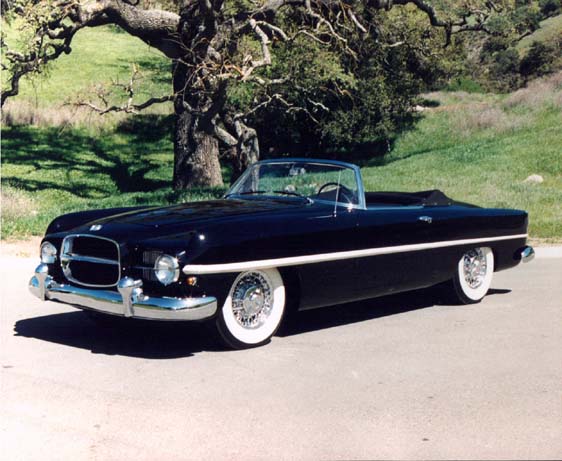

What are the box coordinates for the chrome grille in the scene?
[142,250,161,265]
[61,235,121,287]
[138,250,162,282]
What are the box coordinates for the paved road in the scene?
[1,256,561,460]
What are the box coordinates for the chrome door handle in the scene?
[418,216,433,224]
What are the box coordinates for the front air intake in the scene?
[60,235,121,287]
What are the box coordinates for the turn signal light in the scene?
[186,276,198,286]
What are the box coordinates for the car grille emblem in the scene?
[89,224,103,231]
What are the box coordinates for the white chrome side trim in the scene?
[183,233,528,275]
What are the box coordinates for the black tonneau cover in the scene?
[365,190,456,207]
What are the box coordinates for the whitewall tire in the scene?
[216,268,286,349]
[452,246,494,304]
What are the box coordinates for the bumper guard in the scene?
[28,264,217,321]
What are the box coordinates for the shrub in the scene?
[520,41,558,79]
[446,77,484,93]
[539,0,561,16]
[490,48,523,91]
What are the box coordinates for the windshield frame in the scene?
[225,158,366,210]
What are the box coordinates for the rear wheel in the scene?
[451,247,494,304]
[216,268,286,349]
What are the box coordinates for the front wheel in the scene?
[216,268,286,349]
[451,247,494,304]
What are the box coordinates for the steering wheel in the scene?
[316,182,355,204]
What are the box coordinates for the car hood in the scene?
[58,198,313,244]
[95,199,305,228]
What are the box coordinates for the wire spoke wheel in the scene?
[231,272,273,329]
[216,268,286,349]
[462,248,488,289]
[452,246,494,304]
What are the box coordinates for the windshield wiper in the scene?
[272,190,314,204]
[224,190,266,199]
[225,189,313,204]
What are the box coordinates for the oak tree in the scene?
[2,0,501,188]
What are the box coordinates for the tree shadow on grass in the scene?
[135,57,172,86]
[1,115,174,196]
[116,113,174,143]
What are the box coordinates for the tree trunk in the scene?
[173,109,223,189]
[171,61,223,190]
[229,121,260,183]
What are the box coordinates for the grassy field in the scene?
[2,24,561,242]
[1,115,226,237]
[1,25,172,127]
[362,74,562,240]
[2,72,561,241]
[3,25,170,107]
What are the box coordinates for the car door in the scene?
[348,205,442,300]
[291,204,364,310]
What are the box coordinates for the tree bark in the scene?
[171,61,223,189]
[229,121,260,183]
[173,109,223,189]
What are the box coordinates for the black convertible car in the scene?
[29,158,534,348]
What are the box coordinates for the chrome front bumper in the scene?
[28,264,217,321]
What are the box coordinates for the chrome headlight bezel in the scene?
[154,254,180,286]
[40,241,57,264]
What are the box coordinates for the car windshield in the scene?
[226,161,360,206]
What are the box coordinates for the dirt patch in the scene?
[1,237,42,258]
[529,237,562,246]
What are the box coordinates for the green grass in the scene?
[2,23,561,241]
[516,14,562,55]
[2,25,171,108]
[3,75,561,240]
[361,79,562,239]
[1,116,225,238]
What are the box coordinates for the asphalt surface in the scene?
[1,255,561,460]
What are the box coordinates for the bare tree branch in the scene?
[1,0,184,107]
[71,94,173,114]
[69,65,173,114]
[240,18,273,81]
[347,8,368,36]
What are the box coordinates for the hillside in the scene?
[361,73,562,240]
[2,20,561,241]
[2,73,561,241]
[517,14,562,55]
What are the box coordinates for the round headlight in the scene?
[40,241,57,264]
[154,254,180,286]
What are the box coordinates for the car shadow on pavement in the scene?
[14,311,223,359]
[278,286,511,337]
[14,286,511,357]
